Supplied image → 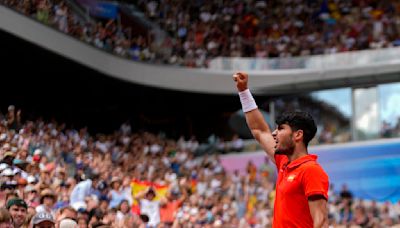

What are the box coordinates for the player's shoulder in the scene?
[302,161,328,177]
[303,159,323,168]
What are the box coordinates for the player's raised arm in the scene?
[233,72,276,163]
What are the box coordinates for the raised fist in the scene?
[233,72,249,92]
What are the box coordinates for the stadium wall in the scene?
[220,138,400,203]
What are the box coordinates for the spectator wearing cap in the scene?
[0,163,8,172]
[14,159,29,172]
[36,188,56,216]
[108,177,127,209]
[6,198,28,228]
[30,211,55,228]
[0,181,12,206]
[16,177,28,195]
[0,168,14,182]
[24,185,39,208]
[95,181,109,204]
[0,180,17,202]
[27,176,38,185]
[31,149,42,165]
[1,152,15,166]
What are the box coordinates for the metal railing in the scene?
[209,47,400,70]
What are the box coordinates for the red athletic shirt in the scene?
[273,154,329,228]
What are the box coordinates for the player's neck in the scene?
[287,146,308,162]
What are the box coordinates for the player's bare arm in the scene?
[308,195,328,228]
[233,72,276,163]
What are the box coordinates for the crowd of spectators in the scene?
[2,0,156,62]
[137,0,400,67]
[3,0,400,68]
[0,105,400,228]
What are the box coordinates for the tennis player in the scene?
[233,72,329,228]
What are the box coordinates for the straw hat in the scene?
[40,188,56,203]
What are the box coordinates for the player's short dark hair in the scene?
[275,111,317,147]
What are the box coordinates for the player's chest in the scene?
[276,167,303,195]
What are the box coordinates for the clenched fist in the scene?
[233,72,249,92]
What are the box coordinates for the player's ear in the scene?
[294,129,303,142]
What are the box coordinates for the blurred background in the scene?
[1,0,400,227]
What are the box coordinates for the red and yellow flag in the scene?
[246,194,257,215]
[131,180,168,214]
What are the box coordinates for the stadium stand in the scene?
[2,0,400,67]
[0,108,400,227]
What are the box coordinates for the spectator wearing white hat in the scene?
[30,149,42,164]
[1,168,14,178]
[0,163,8,171]
[59,218,78,228]
[27,175,37,185]
[108,177,127,209]
[30,211,55,228]
[24,185,40,208]
[34,149,42,156]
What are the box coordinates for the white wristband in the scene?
[239,89,258,113]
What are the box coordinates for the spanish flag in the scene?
[190,179,197,193]
[131,180,168,214]
[246,194,257,215]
